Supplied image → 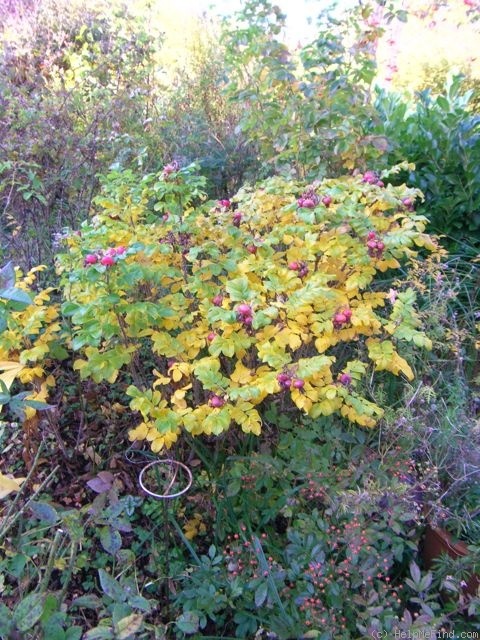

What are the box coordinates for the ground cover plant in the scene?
[1,0,480,638]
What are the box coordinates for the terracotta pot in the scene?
[422,524,480,596]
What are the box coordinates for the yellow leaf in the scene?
[128,422,149,441]
[240,409,262,435]
[172,389,188,409]
[315,335,336,353]
[0,473,26,500]
[275,329,302,351]
[392,353,414,381]
[151,430,179,453]
[54,558,67,570]
[230,362,253,385]
[0,360,25,390]
[18,366,44,383]
[0,361,25,412]
[291,389,312,412]
[324,386,337,400]
[172,369,183,382]
[376,258,400,272]
[152,370,170,387]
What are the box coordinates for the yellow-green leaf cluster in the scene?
[58,167,439,451]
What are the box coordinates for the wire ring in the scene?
[138,459,193,500]
[125,448,152,465]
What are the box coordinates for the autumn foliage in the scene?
[51,162,438,452]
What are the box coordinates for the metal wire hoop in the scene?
[125,447,153,465]
[138,459,193,500]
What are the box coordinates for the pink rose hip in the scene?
[100,255,115,267]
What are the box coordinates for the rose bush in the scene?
[57,162,439,452]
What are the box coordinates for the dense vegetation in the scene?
[0,0,479,638]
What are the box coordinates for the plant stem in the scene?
[0,461,59,540]
[38,528,63,592]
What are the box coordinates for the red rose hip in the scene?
[101,255,115,267]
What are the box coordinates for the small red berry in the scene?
[288,261,300,271]
[84,254,98,265]
[212,294,223,307]
[246,245,257,254]
[237,303,252,316]
[362,170,377,184]
[207,332,216,342]
[209,395,225,408]
[367,231,377,240]
[116,246,126,254]
[292,379,305,389]
[301,197,315,209]
[376,241,385,252]
[163,163,177,175]
[100,255,115,267]
[321,195,332,207]
[277,373,290,383]
[339,373,352,386]
[343,308,352,320]
[334,313,347,325]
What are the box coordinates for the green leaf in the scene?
[0,262,15,290]
[48,342,69,360]
[100,526,122,556]
[254,581,268,607]
[225,276,251,301]
[208,335,235,357]
[0,603,12,636]
[257,341,291,368]
[70,594,103,609]
[13,593,45,632]
[175,611,200,634]
[127,595,152,613]
[61,301,81,316]
[24,399,54,410]
[83,626,114,640]
[29,501,59,524]
[40,623,65,640]
[98,569,126,602]
[0,287,32,305]
[207,307,237,324]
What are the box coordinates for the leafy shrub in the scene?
[172,418,471,638]
[0,261,63,460]
[0,0,159,268]
[374,76,480,251]
[222,0,405,180]
[156,19,258,198]
[57,162,438,453]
